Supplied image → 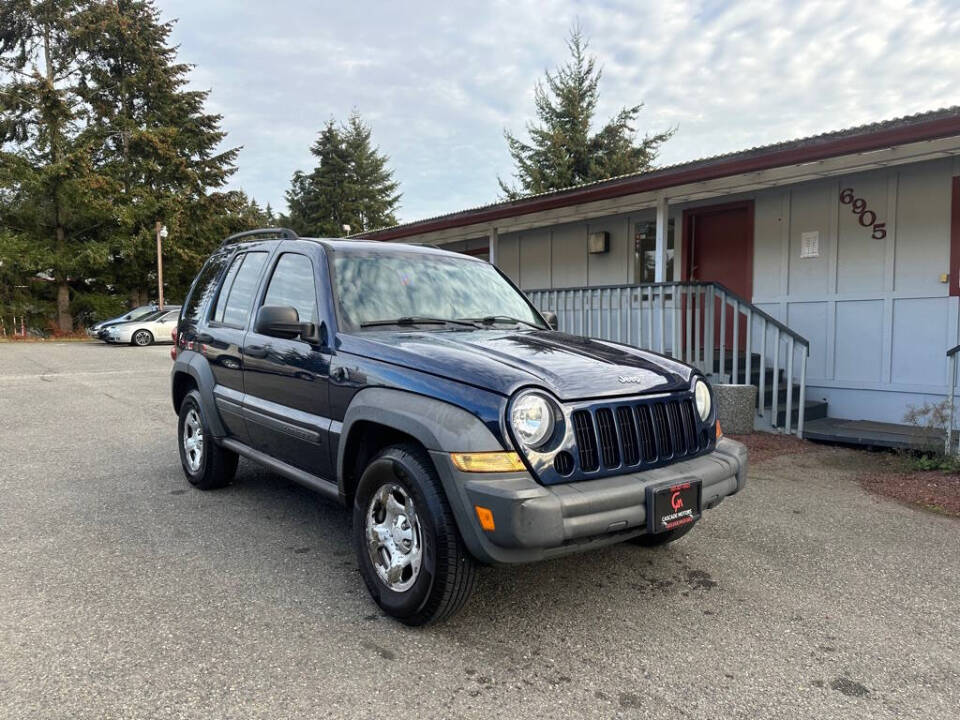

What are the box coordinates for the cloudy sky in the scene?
[158,0,960,224]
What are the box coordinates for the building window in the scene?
[634,219,675,283]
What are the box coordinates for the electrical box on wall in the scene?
[588,231,610,254]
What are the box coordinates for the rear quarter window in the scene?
[212,251,269,328]
[182,252,232,325]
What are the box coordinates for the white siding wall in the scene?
[494,211,665,290]
[749,158,958,423]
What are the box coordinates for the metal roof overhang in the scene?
[362,117,960,247]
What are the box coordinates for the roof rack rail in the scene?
[220,227,298,247]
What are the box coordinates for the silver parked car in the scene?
[88,304,157,339]
[104,307,181,346]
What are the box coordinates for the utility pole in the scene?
[155,221,167,310]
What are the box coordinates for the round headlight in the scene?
[694,379,712,421]
[511,393,555,448]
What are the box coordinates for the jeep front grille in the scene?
[571,396,708,473]
[572,410,599,471]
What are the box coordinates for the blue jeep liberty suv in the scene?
[171,228,747,625]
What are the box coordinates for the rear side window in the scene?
[213,255,243,323]
[182,253,231,325]
[262,253,318,324]
[212,251,268,328]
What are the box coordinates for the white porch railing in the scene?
[527,282,811,437]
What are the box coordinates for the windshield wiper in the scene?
[461,315,543,330]
[360,316,478,328]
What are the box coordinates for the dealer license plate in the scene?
[646,479,701,534]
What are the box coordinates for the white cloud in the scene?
[158,0,960,223]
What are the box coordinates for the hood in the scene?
[338,328,694,401]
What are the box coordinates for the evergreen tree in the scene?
[0,0,114,331]
[162,188,269,299]
[285,113,399,237]
[498,24,674,199]
[73,0,239,306]
[342,112,400,233]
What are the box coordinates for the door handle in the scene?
[244,345,268,359]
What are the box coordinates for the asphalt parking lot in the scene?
[1,342,958,719]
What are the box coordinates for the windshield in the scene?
[332,251,546,330]
[122,306,155,321]
[134,309,166,322]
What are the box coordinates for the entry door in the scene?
[684,202,753,353]
[242,251,333,479]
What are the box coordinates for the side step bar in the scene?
[220,437,342,504]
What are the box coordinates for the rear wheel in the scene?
[628,522,696,547]
[353,444,477,626]
[178,390,237,490]
[132,329,153,347]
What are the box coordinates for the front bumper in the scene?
[431,437,747,565]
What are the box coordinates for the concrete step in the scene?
[759,382,802,408]
[771,399,828,427]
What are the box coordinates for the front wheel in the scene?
[353,444,477,626]
[132,329,153,347]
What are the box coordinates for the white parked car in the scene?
[104,307,181,346]
[88,304,157,339]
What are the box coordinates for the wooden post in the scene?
[488,226,498,266]
[155,220,165,311]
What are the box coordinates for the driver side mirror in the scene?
[542,311,558,331]
[255,305,315,341]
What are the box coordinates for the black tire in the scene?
[132,329,153,347]
[628,521,696,547]
[353,444,477,626]
[178,389,238,490]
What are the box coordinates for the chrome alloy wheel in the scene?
[182,408,204,473]
[365,482,423,592]
[133,330,151,346]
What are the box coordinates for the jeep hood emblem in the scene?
[618,375,645,384]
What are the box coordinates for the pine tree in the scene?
[285,113,400,237]
[73,0,239,306]
[498,24,674,199]
[342,112,400,233]
[0,0,115,331]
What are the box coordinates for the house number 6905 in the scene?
[839,188,886,239]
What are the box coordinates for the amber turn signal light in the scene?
[450,451,525,473]
[475,506,496,531]
[715,421,723,439]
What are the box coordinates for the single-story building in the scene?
[358,107,960,446]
